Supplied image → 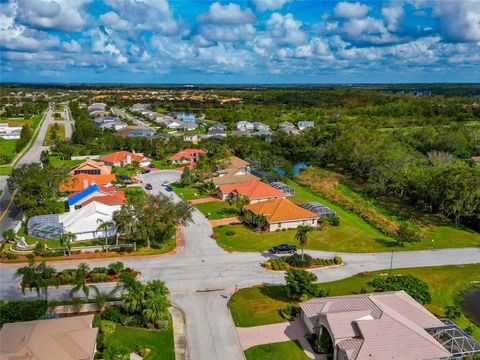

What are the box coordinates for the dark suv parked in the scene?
[270,244,297,254]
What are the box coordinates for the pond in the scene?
[169,112,204,123]
[460,287,480,327]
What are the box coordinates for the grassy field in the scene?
[194,201,238,219]
[245,340,310,360]
[112,166,138,177]
[229,264,480,341]
[0,139,18,163]
[124,186,147,202]
[43,123,65,146]
[171,183,210,201]
[213,178,479,253]
[104,319,175,360]
[295,168,480,251]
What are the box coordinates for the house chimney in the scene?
[84,179,89,189]
[126,153,132,164]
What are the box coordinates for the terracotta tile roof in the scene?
[223,156,249,169]
[0,315,98,360]
[169,148,204,161]
[300,291,451,360]
[81,191,126,207]
[207,169,259,186]
[100,151,147,164]
[69,159,111,175]
[60,173,116,192]
[218,180,286,200]
[243,198,318,223]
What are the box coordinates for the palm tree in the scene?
[56,232,76,257]
[70,276,96,299]
[77,263,90,277]
[294,226,314,260]
[142,296,169,326]
[123,281,145,314]
[15,261,56,300]
[97,219,115,252]
[92,286,118,313]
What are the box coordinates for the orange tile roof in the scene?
[243,198,319,223]
[81,191,126,207]
[100,151,147,164]
[169,149,204,161]
[218,180,286,200]
[60,173,116,192]
[69,159,111,175]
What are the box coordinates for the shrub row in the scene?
[0,300,47,325]
[263,254,343,270]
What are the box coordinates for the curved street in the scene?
[1,170,479,360]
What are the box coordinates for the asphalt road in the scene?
[1,170,479,359]
[0,106,73,237]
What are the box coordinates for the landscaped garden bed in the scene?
[263,254,343,271]
[18,261,139,289]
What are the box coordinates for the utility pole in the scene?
[389,250,394,276]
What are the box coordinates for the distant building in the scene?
[0,315,98,360]
[98,120,127,131]
[208,128,227,138]
[0,123,22,139]
[209,124,227,131]
[69,159,111,176]
[298,121,314,130]
[231,130,252,137]
[253,122,270,132]
[236,121,254,131]
[126,128,155,138]
[183,134,199,144]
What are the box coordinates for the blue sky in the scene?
[1,0,479,83]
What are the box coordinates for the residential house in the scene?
[100,151,150,167]
[98,120,127,131]
[27,201,121,241]
[206,167,259,186]
[88,110,109,117]
[169,148,205,164]
[126,128,155,138]
[253,122,270,132]
[243,198,319,231]
[130,103,149,112]
[231,130,252,137]
[67,184,125,210]
[208,128,227,138]
[209,124,227,131]
[93,116,119,125]
[60,173,116,192]
[298,121,314,130]
[300,291,453,360]
[0,123,22,139]
[236,121,254,131]
[69,159,111,176]
[278,121,294,129]
[0,315,98,360]
[87,103,108,116]
[217,180,287,203]
[183,134,199,144]
[165,119,185,129]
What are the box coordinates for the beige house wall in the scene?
[268,218,317,231]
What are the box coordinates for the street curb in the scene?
[169,303,189,360]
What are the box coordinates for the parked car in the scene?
[141,169,151,174]
[162,181,170,186]
[165,185,173,192]
[117,174,130,180]
[270,244,297,254]
[145,183,153,190]
[148,163,155,168]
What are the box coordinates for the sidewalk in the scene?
[209,217,242,227]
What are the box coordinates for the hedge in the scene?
[0,300,48,325]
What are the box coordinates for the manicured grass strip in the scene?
[195,201,238,219]
[170,183,209,201]
[48,156,84,169]
[245,340,310,360]
[106,320,175,360]
[229,264,480,341]
[0,166,13,175]
[43,123,65,146]
[0,139,18,163]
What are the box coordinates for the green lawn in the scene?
[194,201,238,219]
[245,340,310,360]
[0,139,18,163]
[0,166,13,175]
[293,170,480,252]
[229,264,480,341]
[104,319,175,360]
[112,166,138,177]
[171,183,209,201]
[48,156,84,169]
[124,186,147,202]
[213,179,479,253]
[43,123,65,146]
